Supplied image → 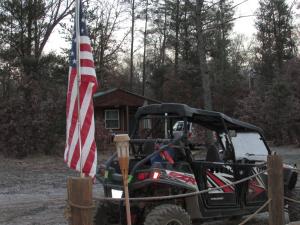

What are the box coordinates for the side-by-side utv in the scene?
[95,103,298,225]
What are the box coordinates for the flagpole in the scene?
[75,0,84,177]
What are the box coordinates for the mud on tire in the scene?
[144,204,191,225]
[287,188,300,222]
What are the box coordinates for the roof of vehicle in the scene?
[135,103,263,133]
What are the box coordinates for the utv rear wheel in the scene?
[287,188,300,222]
[144,204,191,225]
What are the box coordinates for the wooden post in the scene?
[114,134,132,225]
[123,172,132,225]
[67,177,93,225]
[268,154,284,225]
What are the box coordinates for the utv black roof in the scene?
[135,103,263,134]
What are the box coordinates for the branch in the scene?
[104,30,130,61]
[204,14,255,31]
[38,0,75,56]
[201,0,250,18]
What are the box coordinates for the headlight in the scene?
[111,189,123,199]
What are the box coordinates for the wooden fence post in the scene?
[268,154,284,225]
[67,177,93,225]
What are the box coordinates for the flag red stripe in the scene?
[69,100,93,170]
[66,68,76,118]
[79,80,89,107]
[65,69,76,160]
[80,59,94,68]
[80,43,92,52]
[83,140,96,172]
[67,85,89,167]
[77,82,92,143]
[70,141,80,168]
[67,100,78,156]
[81,99,93,145]
[81,75,98,91]
[67,81,89,156]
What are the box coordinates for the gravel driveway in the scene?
[0,146,299,225]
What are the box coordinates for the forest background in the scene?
[0,0,300,158]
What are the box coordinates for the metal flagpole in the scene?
[75,0,83,177]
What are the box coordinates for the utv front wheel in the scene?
[144,204,191,225]
[287,188,300,222]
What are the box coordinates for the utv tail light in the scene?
[152,171,160,180]
[137,171,160,181]
[137,172,150,181]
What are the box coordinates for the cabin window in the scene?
[105,109,120,129]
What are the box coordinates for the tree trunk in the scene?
[174,0,180,76]
[196,0,212,110]
[26,0,33,57]
[219,0,226,112]
[130,0,135,91]
[182,0,189,62]
[161,2,167,65]
[34,0,39,59]
[142,0,148,96]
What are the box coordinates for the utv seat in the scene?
[205,144,221,162]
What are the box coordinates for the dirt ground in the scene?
[0,146,299,225]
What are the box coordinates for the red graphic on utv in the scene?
[168,171,197,185]
[206,171,234,193]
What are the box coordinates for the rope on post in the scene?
[68,200,95,209]
[284,196,300,204]
[238,199,271,225]
[94,169,268,202]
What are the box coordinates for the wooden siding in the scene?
[94,88,160,135]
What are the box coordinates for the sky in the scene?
[44,0,298,54]
[232,0,259,37]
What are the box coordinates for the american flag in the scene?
[64,2,98,177]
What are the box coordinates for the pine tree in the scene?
[255,0,295,90]
[207,0,237,113]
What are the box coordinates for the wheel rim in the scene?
[166,219,183,225]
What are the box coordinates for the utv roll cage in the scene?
[133,103,263,134]
[131,103,271,157]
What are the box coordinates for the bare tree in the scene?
[88,0,129,88]
[0,0,74,63]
